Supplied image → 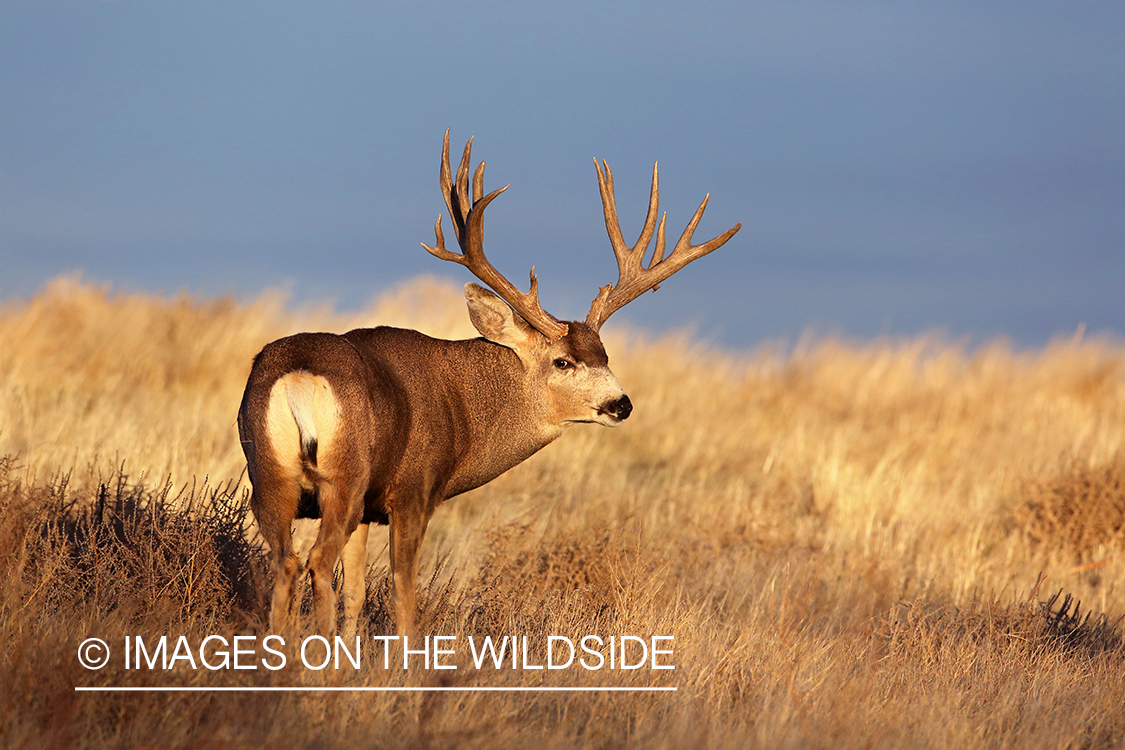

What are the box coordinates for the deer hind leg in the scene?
[339,522,370,639]
[270,547,302,634]
[305,475,366,635]
[249,477,302,635]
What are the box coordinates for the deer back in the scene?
[238,325,562,525]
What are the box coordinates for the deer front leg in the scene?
[388,505,432,639]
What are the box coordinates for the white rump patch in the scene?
[266,372,340,482]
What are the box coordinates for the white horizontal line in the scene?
[75,686,677,693]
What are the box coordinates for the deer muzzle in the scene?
[600,394,633,422]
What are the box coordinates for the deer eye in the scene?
[553,358,572,370]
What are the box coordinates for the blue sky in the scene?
[2,2,1122,348]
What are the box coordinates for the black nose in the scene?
[611,395,632,421]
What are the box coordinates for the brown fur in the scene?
[237,288,629,636]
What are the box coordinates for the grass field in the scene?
[2,275,1124,749]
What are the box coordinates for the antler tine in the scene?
[586,159,741,331]
[454,137,473,233]
[595,160,662,278]
[421,130,567,340]
[438,131,457,238]
[472,161,486,205]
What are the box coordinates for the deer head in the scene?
[421,130,741,430]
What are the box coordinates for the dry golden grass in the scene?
[2,275,1124,749]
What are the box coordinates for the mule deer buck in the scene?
[237,131,740,637]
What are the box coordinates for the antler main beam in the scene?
[422,130,567,340]
[586,160,741,332]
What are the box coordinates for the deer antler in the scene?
[585,160,741,331]
[422,130,567,340]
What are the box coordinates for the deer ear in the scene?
[465,283,536,350]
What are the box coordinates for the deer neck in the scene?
[438,337,563,497]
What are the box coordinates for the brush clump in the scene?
[1012,455,1125,557]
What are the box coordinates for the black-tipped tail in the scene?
[303,436,318,467]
